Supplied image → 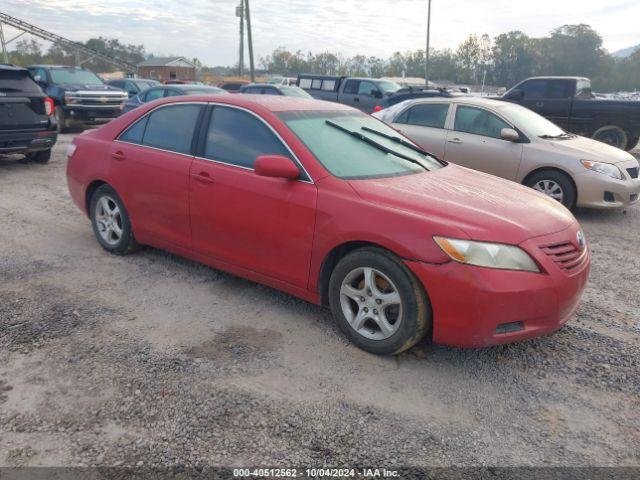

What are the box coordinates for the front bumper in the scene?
[0,128,58,154]
[406,224,590,348]
[62,105,121,125]
[574,166,640,209]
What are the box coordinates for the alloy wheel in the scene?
[339,267,403,341]
[94,195,123,246]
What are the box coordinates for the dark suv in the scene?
[28,65,127,132]
[0,64,57,163]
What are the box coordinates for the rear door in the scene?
[0,69,49,132]
[189,104,317,287]
[444,104,523,180]
[391,102,450,159]
[109,103,204,248]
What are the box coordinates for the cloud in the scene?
[3,0,639,65]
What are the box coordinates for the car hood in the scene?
[349,164,576,244]
[546,135,636,164]
[58,83,123,92]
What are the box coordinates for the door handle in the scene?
[111,151,126,161]
[191,172,214,184]
[535,101,544,108]
[447,138,463,144]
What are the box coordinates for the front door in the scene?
[108,103,203,247]
[189,105,317,288]
[444,104,523,180]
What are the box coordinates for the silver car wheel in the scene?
[94,195,123,246]
[533,180,564,203]
[339,267,403,341]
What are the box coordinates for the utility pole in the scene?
[425,0,432,88]
[236,2,244,76]
[244,0,255,82]
[0,22,9,63]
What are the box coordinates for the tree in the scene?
[456,34,480,84]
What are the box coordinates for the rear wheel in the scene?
[25,149,51,163]
[90,184,140,255]
[592,125,628,150]
[525,170,576,209]
[328,247,430,355]
[626,136,639,151]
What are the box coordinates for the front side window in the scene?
[357,81,379,97]
[454,106,510,139]
[244,87,262,94]
[204,106,291,169]
[546,80,571,99]
[141,104,202,154]
[144,88,165,102]
[518,80,546,99]
[395,103,449,129]
[279,110,443,179]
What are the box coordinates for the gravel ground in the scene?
[0,134,639,469]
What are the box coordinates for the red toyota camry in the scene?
[66,95,590,355]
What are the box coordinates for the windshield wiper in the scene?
[539,132,573,139]
[325,120,428,171]
[360,126,429,155]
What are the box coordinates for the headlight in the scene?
[64,95,79,105]
[581,160,623,180]
[434,236,540,272]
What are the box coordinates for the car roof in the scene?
[174,85,222,92]
[399,96,506,108]
[0,63,29,72]
[143,93,353,113]
[27,64,85,69]
[523,76,589,81]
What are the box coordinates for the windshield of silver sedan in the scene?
[278,110,444,179]
[495,102,574,139]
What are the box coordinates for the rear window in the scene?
[0,70,41,93]
[299,78,312,89]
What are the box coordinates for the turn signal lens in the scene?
[433,236,540,272]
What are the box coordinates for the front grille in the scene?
[540,241,587,272]
[627,167,639,179]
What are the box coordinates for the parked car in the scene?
[267,76,296,86]
[373,87,466,112]
[67,95,589,355]
[374,97,640,209]
[107,78,160,97]
[217,80,250,93]
[239,83,312,98]
[0,64,57,163]
[27,65,128,132]
[501,76,640,150]
[120,84,227,114]
[297,75,401,113]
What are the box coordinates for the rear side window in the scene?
[119,116,148,144]
[203,106,291,169]
[343,80,359,94]
[311,79,322,89]
[298,78,312,89]
[396,103,449,129]
[0,70,41,93]
[143,104,202,154]
[243,86,262,94]
[454,106,510,139]
[321,80,336,91]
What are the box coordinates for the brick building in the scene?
[137,57,198,82]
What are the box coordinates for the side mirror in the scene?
[33,75,42,82]
[127,90,137,97]
[501,128,520,142]
[506,89,524,100]
[254,155,300,180]
[372,90,383,99]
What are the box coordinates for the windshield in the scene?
[495,102,566,137]
[279,110,443,179]
[377,81,401,94]
[50,68,103,85]
[280,86,312,98]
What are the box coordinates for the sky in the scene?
[2,0,639,66]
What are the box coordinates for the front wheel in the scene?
[525,170,576,210]
[328,247,431,355]
[592,125,628,150]
[90,184,140,255]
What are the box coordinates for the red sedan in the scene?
[66,95,590,355]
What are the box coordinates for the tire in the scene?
[592,125,628,150]
[525,170,576,210]
[55,106,69,133]
[328,247,431,355]
[25,149,51,163]
[89,184,141,255]
[626,136,639,151]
